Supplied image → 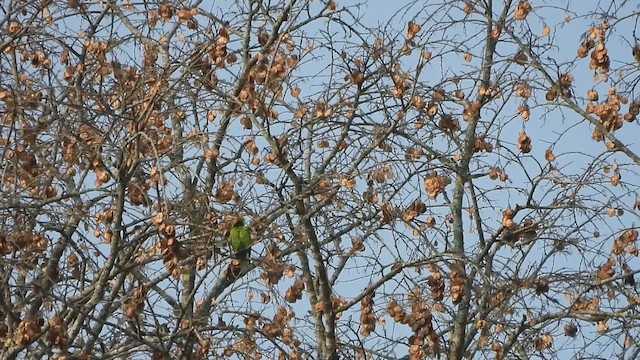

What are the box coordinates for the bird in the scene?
[229,217,252,261]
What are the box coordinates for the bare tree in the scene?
[1,0,640,359]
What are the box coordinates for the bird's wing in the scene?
[239,227,252,250]
[229,227,240,251]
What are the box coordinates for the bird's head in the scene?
[233,217,245,227]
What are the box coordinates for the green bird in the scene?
[229,218,252,260]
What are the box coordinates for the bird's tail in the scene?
[227,249,250,280]
[235,248,250,261]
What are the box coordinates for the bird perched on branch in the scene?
[229,217,252,261]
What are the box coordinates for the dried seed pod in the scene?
[517,131,532,153]
[514,1,532,20]
[359,293,376,336]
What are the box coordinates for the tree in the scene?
[1,0,640,359]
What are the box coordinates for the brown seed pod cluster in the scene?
[610,170,621,186]
[449,263,466,304]
[285,279,305,303]
[67,253,81,280]
[488,167,509,182]
[564,323,578,337]
[426,264,445,301]
[387,299,408,323]
[545,148,556,162]
[1,144,42,194]
[14,317,44,346]
[123,284,147,319]
[176,7,199,29]
[625,101,640,122]
[514,1,532,20]
[359,293,376,336]
[534,333,553,352]
[391,64,412,98]
[0,231,47,256]
[489,287,512,309]
[312,101,333,120]
[473,134,494,153]
[208,27,229,67]
[502,208,516,228]
[591,127,604,142]
[410,293,440,358]
[439,114,461,131]
[546,73,574,101]
[585,87,628,134]
[463,2,474,14]
[518,104,530,121]
[502,219,539,245]
[387,290,440,359]
[517,131,532,153]
[407,21,422,42]
[151,211,184,279]
[47,316,69,349]
[577,23,610,73]
[405,147,425,160]
[350,236,366,254]
[259,306,299,349]
[424,171,452,199]
[597,321,609,334]
[127,181,150,206]
[259,245,286,287]
[380,201,396,224]
[194,339,211,359]
[596,257,616,281]
[401,21,422,54]
[570,296,600,313]
[403,199,427,223]
[313,296,347,318]
[223,333,258,358]
[492,342,505,360]
[463,101,481,121]
[513,50,528,65]
[612,229,638,256]
[515,83,532,98]
[535,278,549,295]
[194,22,299,118]
[214,180,239,204]
[265,135,290,167]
